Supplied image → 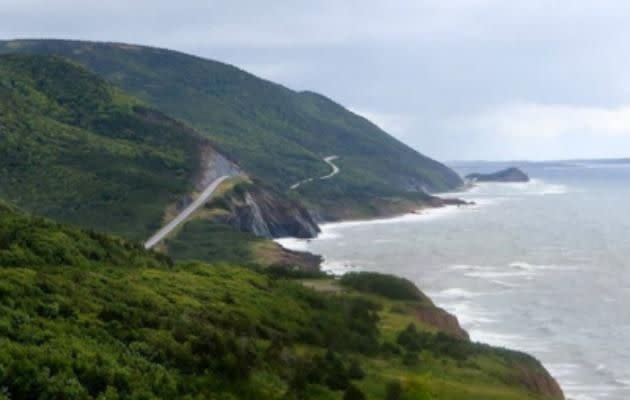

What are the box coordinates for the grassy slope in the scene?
[0,39,463,215]
[0,54,206,239]
[0,204,559,400]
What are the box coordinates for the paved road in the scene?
[290,155,340,189]
[144,175,231,249]
[320,156,340,179]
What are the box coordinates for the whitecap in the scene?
[431,288,481,299]
[320,259,361,275]
[275,237,309,251]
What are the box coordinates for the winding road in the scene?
[146,155,339,248]
[290,156,340,190]
[144,175,231,249]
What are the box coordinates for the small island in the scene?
[465,167,530,182]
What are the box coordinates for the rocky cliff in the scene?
[203,180,320,239]
[514,364,565,400]
[413,304,470,340]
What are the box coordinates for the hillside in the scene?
[0,53,211,240]
[0,203,563,400]
[0,39,463,218]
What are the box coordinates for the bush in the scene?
[402,351,420,366]
[397,323,423,352]
[347,360,365,380]
[339,272,425,301]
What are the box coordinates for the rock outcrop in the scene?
[205,181,320,239]
[413,305,470,340]
[466,167,530,182]
[514,364,565,400]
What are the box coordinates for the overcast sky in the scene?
[3,0,630,161]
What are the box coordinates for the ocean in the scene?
[278,160,630,400]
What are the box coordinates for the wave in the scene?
[471,178,568,196]
[430,287,490,300]
[509,261,579,271]
[448,262,577,284]
[320,259,359,275]
[440,301,499,325]
[318,206,465,231]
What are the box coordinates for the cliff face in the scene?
[514,365,565,400]
[205,182,320,239]
[410,290,563,400]
[413,305,470,340]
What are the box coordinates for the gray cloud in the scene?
[3,0,630,160]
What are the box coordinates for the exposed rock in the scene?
[514,364,565,400]
[196,145,243,189]
[206,182,320,239]
[413,305,470,340]
[466,167,530,182]
[268,246,323,272]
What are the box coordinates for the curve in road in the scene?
[144,175,232,249]
[290,155,340,190]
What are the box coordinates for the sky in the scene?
[3,0,630,161]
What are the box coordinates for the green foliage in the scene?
[0,54,204,239]
[0,204,168,268]
[343,384,366,400]
[0,203,556,400]
[339,272,428,302]
[385,380,403,400]
[167,222,263,265]
[0,39,463,214]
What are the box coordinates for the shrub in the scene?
[347,360,365,380]
[402,351,420,367]
[339,272,425,301]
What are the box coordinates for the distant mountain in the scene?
[0,39,463,218]
[0,54,210,239]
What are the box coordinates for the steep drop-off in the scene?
[203,180,320,239]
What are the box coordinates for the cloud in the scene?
[466,103,630,138]
[347,107,417,138]
[4,0,630,160]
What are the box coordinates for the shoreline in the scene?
[277,182,568,399]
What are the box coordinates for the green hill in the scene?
[0,53,211,240]
[0,39,463,217]
[0,203,562,400]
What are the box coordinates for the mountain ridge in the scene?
[0,38,463,221]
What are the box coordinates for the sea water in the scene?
[278,160,630,400]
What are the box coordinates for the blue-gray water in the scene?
[279,160,630,400]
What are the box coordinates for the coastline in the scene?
[277,183,567,400]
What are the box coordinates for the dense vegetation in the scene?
[0,39,463,217]
[339,272,429,302]
[0,201,168,268]
[165,221,316,268]
[0,54,206,239]
[0,205,559,400]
